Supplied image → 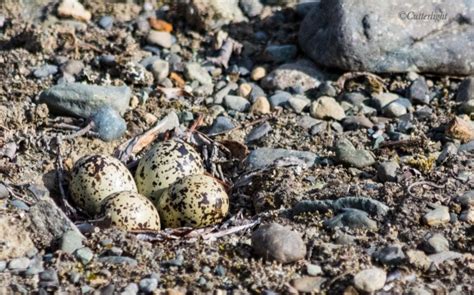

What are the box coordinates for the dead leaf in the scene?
[170,72,185,88]
[219,140,249,161]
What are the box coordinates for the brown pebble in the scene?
[251,66,266,81]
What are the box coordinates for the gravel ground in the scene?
[0,0,473,294]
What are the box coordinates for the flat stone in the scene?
[310,96,345,121]
[342,115,373,130]
[91,107,127,142]
[324,209,377,230]
[288,95,310,113]
[297,116,322,130]
[0,261,6,272]
[423,233,449,254]
[224,95,250,112]
[383,100,408,117]
[60,230,84,254]
[261,59,325,91]
[423,206,450,226]
[184,63,213,86]
[147,30,174,48]
[39,83,131,118]
[377,161,399,182]
[245,148,318,169]
[268,91,292,108]
[252,223,306,264]
[371,93,399,111]
[25,258,44,276]
[74,247,94,265]
[208,116,235,135]
[353,268,386,293]
[246,122,272,143]
[373,245,405,265]
[8,257,30,271]
[335,138,375,168]
[299,0,474,75]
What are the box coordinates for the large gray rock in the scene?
[299,0,474,75]
[39,83,131,118]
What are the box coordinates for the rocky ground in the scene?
[0,0,473,294]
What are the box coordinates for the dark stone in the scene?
[91,107,127,142]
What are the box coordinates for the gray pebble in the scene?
[208,116,235,135]
[74,247,94,265]
[252,223,306,264]
[246,148,318,170]
[353,268,386,293]
[8,257,30,271]
[39,269,59,285]
[341,92,368,106]
[33,64,58,79]
[184,62,213,85]
[60,230,84,254]
[150,59,169,82]
[98,15,114,30]
[224,95,250,112]
[318,81,337,97]
[409,77,430,104]
[383,100,408,117]
[269,91,291,108]
[456,77,474,102]
[310,121,328,135]
[248,83,266,102]
[139,56,161,70]
[69,271,81,284]
[147,31,175,48]
[288,95,310,113]
[373,245,405,265]
[61,60,84,76]
[139,278,158,293]
[377,161,399,182]
[0,261,6,272]
[297,116,322,130]
[24,257,44,275]
[162,254,184,267]
[240,0,263,17]
[306,264,322,276]
[10,199,29,211]
[214,265,226,276]
[246,122,272,143]
[335,138,375,168]
[324,209,377,230]
[99,55,116,67]
[91,107,127,142]
[423,233,449,254]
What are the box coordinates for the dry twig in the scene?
[407,181,446,198]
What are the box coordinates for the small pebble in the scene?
[423,233,449,254]
[0,261,6,272]
[147,30,175,48]
[91,107,127,142]
[373,245,405,265]
[150,59,169,82]
[306,264,322,276]
[121,283,139,295]
[98,15,114,30]
[263,45,297,63]
[8,257,30,271]
[423,206,450,226]
[251,66,266,81]
[74,247,94,265]
[139,278,158,293]
[353,268,387,293]
[33,64,58,79]
[246,121,272,143]
[310,96,345,121]
[239,83,252,98]
[60,230,84,254]
[208,116,235,135]
[250,96,271,114]
[292,276,325,293]
[224,95,250,112]
[406,250,431,270]
[99,256,138,266]
[61,60,84,76]
[377,161,399,182]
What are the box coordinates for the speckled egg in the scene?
[135,139,204,202]
[100,191,160,231]
[69,154,137,215]
[157,174,229,228]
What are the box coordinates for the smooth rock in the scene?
[261,59,325,91]
[239,83,252,98]
[437,142,458,164]
[423,233,449,254]
[299,0,474,75]
[147,30,174,48]
[10,200,29,211]
[0,261,6,272]
[269,92,291,108]
[33,64,58,79]
[383,100,408,117]
[342,115,373,130]
[224,95,250,112]
[251,66,266,81]
[8,257,30,271]
[325,209,377,230]
[263,45,297,63]
[139,278,158,293]
[288,95,310,113]
[99,55,116,67]
[409,77,430,104]
[184,63,213,85]
[297,116,322,130]
[371,92,399,111]
[98,16,114,30]
[208,116,235,135]
[246,122,272,143]
[251,223,306,264]
[457,77,474,102]
[60,230,84,254]
[423,206,450,226]
[306,264,322,276]
[39,83,131,118]
[91,107,127,141]
[373,245,405,265]
[310,96,345,121]
[353,268,386,293]
[335,138,375,168]
[240,0,263,17]
[248,83,266,102]
[317,81,337,97]
[341,92,368,106]
[150,60,169,82]
[246,148,318,169]
[121,283,139,295]
[74,247,94,265]
[57,0,91,22]
[291,276,325,293]
[250,96,271,114]
[459,100,474,115]
[377,161,399,182]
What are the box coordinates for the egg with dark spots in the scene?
[69,154,137,215]
[100,191,160,231]
[156,174,229,228]
[135,139,204,203]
